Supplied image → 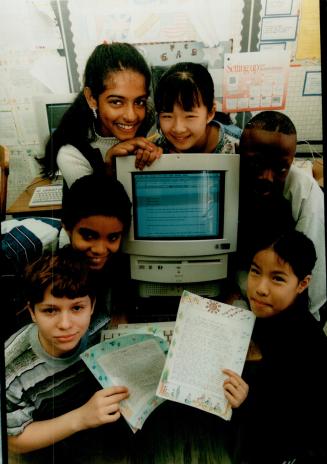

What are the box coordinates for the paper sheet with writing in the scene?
[81,334,169,432]
[101,322,175,345]
[156,291,255,421]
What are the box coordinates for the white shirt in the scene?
[283,164,326,320]
[57,134,118,188]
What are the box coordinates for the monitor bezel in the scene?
[116,153,240,258]
[33,93,77,149]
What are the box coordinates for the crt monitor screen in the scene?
[33,94,77,149]
[116,153,240,259]
[132,171,225,240]
[46,103,72,134]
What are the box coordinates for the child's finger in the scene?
[105,403,120,415]
[224,380,248,407]
[135,157,146,170]
[222,369,247,389]
[224,377,248,395]
[153,146,163,159]
[135,150,152,169]
[133,139,154,151]
[102,386,128,396]
[224,380,245,395]
[104,410,121,423]
[224,390,244,408]
[135,148,147,160]
[222,368,240,378]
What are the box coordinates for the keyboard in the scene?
[29,184,63,207]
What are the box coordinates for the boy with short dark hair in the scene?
[6,247,128,457]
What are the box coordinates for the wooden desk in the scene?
[6,177,62,218]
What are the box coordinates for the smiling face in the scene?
[240,128,296,197]
[29,285,94,357]
[85,70,148,140]
[159,102,215,152]
[67,215,124,271]
[247,248,310,318]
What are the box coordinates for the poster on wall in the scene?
[296,0,320,61]
[222,50,290,113]
[137,41,230,100]
[67,0,233,86]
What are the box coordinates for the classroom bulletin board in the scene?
[0,0,323,207]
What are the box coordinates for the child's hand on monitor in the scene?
[222,368,248,408]
[76,386,129,430]
[105,137,162,168]
[134,141,162,170]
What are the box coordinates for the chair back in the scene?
[0,145,10,220]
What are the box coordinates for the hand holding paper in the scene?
[156,291,255,420]
[81,291,255,431]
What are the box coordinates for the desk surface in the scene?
[6,177,62,217]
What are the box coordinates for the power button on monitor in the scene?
[221,243,230,250]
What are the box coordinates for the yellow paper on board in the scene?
[296,0,320,60]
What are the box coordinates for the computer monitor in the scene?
[33,93,77,150]
[116,153,240,297]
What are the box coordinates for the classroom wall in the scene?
[0,0,323,208]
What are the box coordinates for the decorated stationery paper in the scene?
[81,333,169,432]
[156,291,255,421]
